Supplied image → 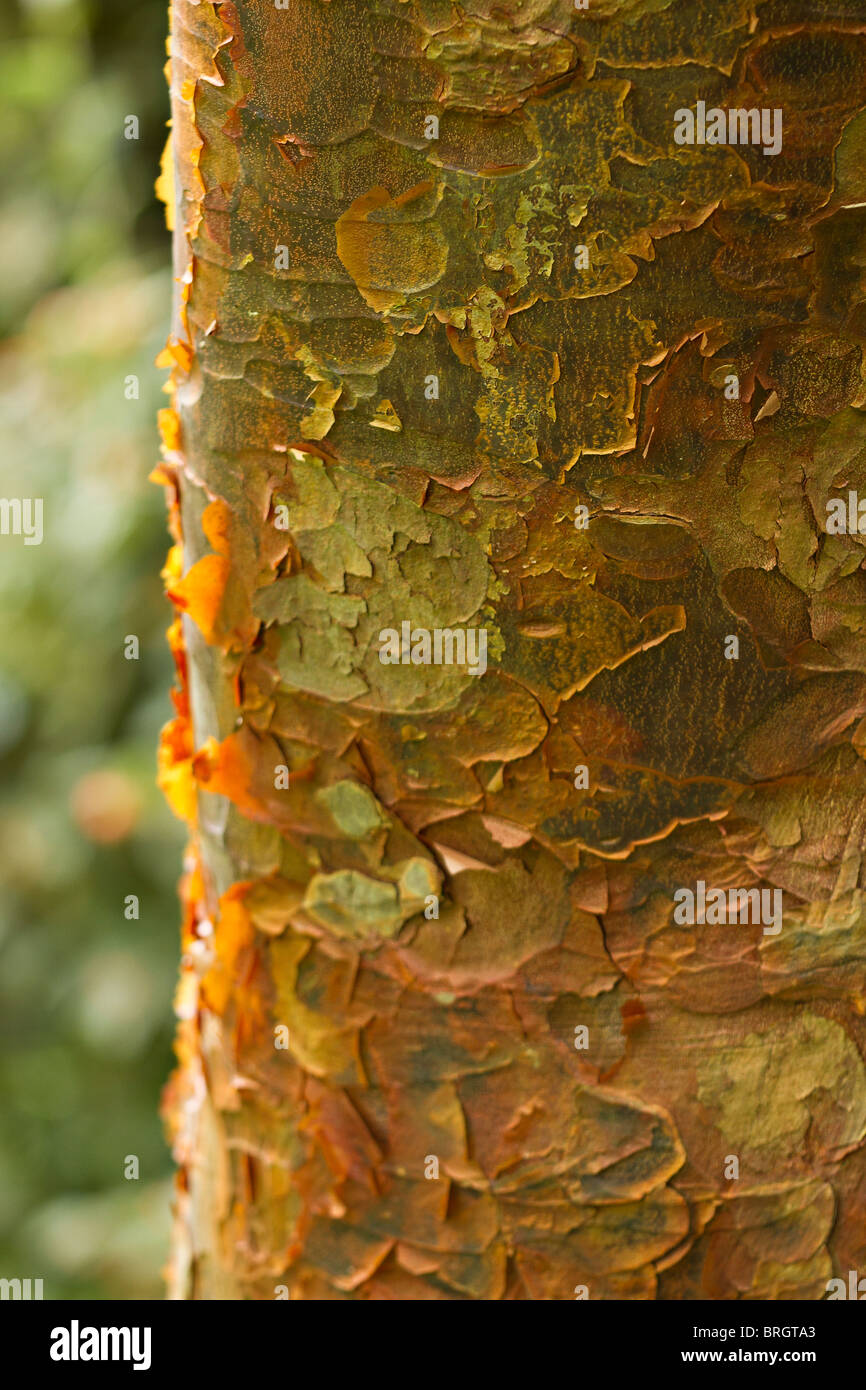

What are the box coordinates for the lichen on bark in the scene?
[157,0,866,1299]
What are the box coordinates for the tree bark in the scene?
[157,0,866,1300]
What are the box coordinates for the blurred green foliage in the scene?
[0,0,182,1298]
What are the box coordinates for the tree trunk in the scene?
[157,0,866,1300]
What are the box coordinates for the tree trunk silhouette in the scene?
[158,0,866,1300]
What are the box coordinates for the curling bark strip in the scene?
[158,0,866,1299]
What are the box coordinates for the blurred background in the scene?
[0,0,182,1298]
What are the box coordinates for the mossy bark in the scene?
[158,0,866,1300]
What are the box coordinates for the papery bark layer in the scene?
[158,0,866,1300]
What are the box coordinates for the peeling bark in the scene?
[158,0,866,1300]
